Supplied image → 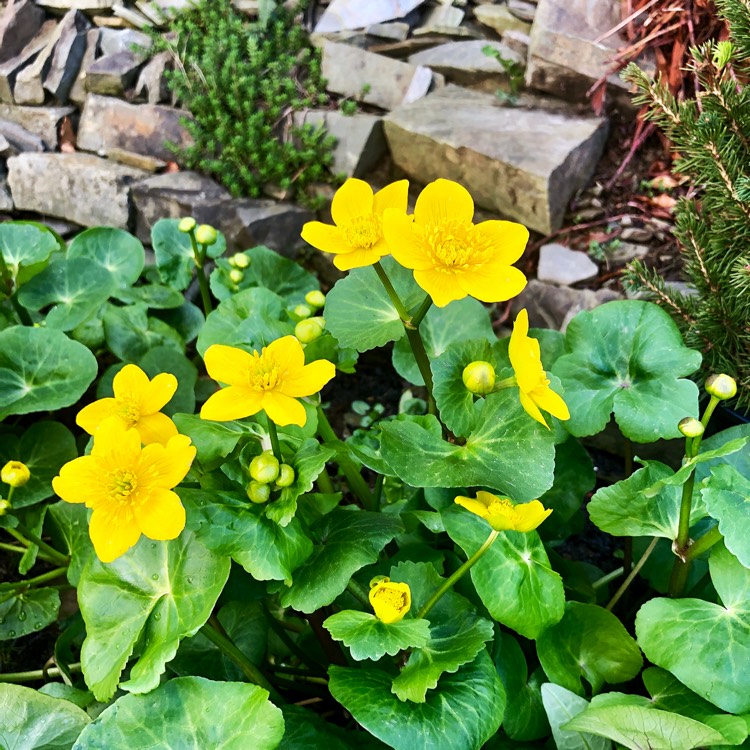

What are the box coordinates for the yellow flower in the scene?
[1,460,30,488]
[301,178,408,271]
[201,335,336,427]
[509,309,570,428]
[455,491,552,532]
[369,578,412,624]
[52,419,196,563]
[76,364,178,446]
[382,178,528,307]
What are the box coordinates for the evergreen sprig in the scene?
[622,0,750,409]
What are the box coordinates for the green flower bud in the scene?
[178,217,197,233]
[462,361,496,396]
[305,290,326,309]
[249,451,280,484]
[0,498,10,515]
[295,317,325,343]
[1,460,30,488]
[247,481,271,504]
[276,464,295,488]
[678,417,704,438]
[195,224,218,246]
[232,253,250,269]
[705,373,737,400]
[229,268,244,284]
[294,304,313,320]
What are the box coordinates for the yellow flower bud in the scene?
[678,417,704,439]
[229,269,244,284]
[247,481,271,504]
[295,317,325,344]
[294,304,313,320]
[455,491,552,532]
[232,252,250,269]
[249,451,280,484]
[305,290,326,309]
[705,373,737,400]
[276,463,295,488]
[462,361,496,396]
[178,217,197,233]
[369,577,411,624]
[0,498,10,515]
[195,224,218,246]
[1,461,30,488]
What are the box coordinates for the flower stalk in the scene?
[0,250,33,326]
[7,517,69,568]
[187,228,213,317]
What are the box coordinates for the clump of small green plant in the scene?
[153,0,336,202]
[482,44,525,106]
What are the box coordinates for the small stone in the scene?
[412,24,479,39]
[7,152,148,228]
[112,3,152,29]
[503,29,530,59]
[0,0,46,65]
[606,242,650,264]
[134,51,171,104]
[135,0,199,26]
[99,28,151,56]
[367,21,410,41]
[0,119,45,153]
[231,0,259,18]
[0,104,75,148]
[322,41,434,110]
[107,146,166,172]
[418,4,464,30]
[91,15,128,28]
[474,4,531,37]
[35,0,116,8]
[537,243,599,285]
[85,51,146,95]
[315,0,430,33]
[620,226,653,242]
[0,176,13,212]
[0,20,57,103]
[508,0,537,22]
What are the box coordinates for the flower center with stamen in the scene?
[371,585,408,613]
[249,351,281,391]
[343,215,381,248]
[487,497,520,524]
[425,221,486,268]
[115,398,141,427]
[107,469,138,502]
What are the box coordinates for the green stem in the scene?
[267,419,283,463]
[268,666,328,685]
[8,524,69,567]
[0,662,81,684]
[373,261,410,320]
[188,231,213,317]
[201,620,281,702]
[315,466,334,494]
[623,438,634,575]
[685,526,723,562]
[418,529,499,620]
[700,395,720,436]
[0,566,67,592]
[316,407,375,510]
[0,251,33,326]
[591,566,624,590]
[346,579,370,608]
[373,474,384,507]
[261,603,326,675]
[0,541,31,556]
[410,294,432,328]
[606,537,658,611]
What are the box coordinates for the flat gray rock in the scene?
[0,0,46,65]
[0,103,75,147]
[322,40,434,111]
[77,93,192,161]
[134,51,170,104]
[367,22,410,41]
[0,119,45,153]
[0,20,57,103]
[99,28,151,56]
[315,0,428,33]
[473,4,531,37]
[384,86,608,234]
[69,27,100,105]
[7,152,148,228]
[537,242,598,285]
[85,50,146,95]
[35,0,116,8]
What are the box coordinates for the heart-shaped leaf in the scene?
[701,464,750,567]
[67,227,145,288]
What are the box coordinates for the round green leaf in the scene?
[540,683,610,750]
[115,284,185,309]
[392,298,495,386]
[139,347,198,416]
[0,421,77,508]
[552,301,702,441]
[0,683,90,750]
[0,222,59,275]
[0,327,98,419]
[536,602,643,696]
[78,531,230,702]
[68,227,145,288]
[329,651,504,750]
[702,464,750,567]
[180,488,313,583]
[278,705,388,750]
[324,256,423,352]
[442,506,565,639]
[280,509,403,613]
[48,502,94,587]
[197,287,295,356]
[323,610,431,661]
[0,587,60,641]
[380,390,556,501]
[72,677,283,750]
[636,544,750,714]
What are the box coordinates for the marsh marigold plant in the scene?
[369,578,412,624]
[455,491,552,532]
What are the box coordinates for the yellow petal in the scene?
[136,412,179,447]
[134,488,186,541]
[91,418,141,461]
[414,267,466,307]
[139,434,196,489]
[53,456,104,505]
[519,389,549,429]
[331,178,374,226]
[301,222,352,255]
[513,500,553,532]
[113,364,150,401]
[282,358,336,398]
[76,398,117,435]
[140,372,178,414]
[475,490,500,508]
[456,262,527,303]
[333,245,387,271]
[372,179,409,216]
[383,210,433,270]
[474,220,529,265]
[89,506,141,563]
[532,386,570,421]
[414,179,474,227]
[265,335,305,375]
[262,391,307,427]
[369,581,411,624]
[204,345,255,386]
[508,309,529,374]
[455,495,491,519]
[201,386,263,421]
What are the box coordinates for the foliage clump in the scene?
[623,0,750,409]
[153,0,335,203]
